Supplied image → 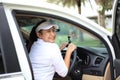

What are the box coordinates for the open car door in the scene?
[112,0,120,80]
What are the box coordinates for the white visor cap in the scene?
[35,21,59,32]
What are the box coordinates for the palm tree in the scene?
[47,0,89,14]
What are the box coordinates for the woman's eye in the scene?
[52,29,56,32]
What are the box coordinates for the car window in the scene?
[14,12,107,55]
[53,20,105,48]
[0,9,21,74]
[0,30,20,74]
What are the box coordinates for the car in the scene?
[0,0,120,80]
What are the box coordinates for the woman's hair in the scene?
[27,19,47,52]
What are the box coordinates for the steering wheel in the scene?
[62,36,82,79]
[68,49,77,74]
[61,49,77,72]
[61,47,83,80]
[68,48,83,80]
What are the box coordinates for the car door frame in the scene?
[111,0,120,79]
[0,3,34,80]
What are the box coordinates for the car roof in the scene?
[0,0,81,16]
[0,0,111,37]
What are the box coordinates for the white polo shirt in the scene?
[29,39,68,80]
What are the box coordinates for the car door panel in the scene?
[0,72,25,80]
[114,59,120,80]
[82,62,111,80]
[0,4,33,79]
[112,0,120,79]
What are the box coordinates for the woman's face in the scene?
[37,26,56,43]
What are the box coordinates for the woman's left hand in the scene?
[60,42,68,50]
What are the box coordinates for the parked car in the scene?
[0,0,120,80]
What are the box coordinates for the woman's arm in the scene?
[64,43,76,69]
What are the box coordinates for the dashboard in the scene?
[76,46,109,76]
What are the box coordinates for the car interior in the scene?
[14,10,111,80]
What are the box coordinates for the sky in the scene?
[81,0,98,17]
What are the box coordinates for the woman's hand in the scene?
[67,43,76,55]
[60,42,68,50]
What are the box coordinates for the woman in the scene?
[29,20,76,80]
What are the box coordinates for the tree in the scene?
[47,0,90,14]
[95,0,112,28]
[47,0,113,28]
